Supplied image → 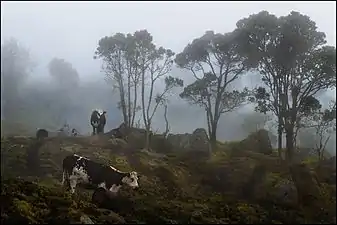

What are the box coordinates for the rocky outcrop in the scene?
[240,129,273,155]
[166,128,210,152]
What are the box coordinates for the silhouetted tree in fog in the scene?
[95,30,183,149]
[48,58,80,88]
[1,38,34,121]
[235,11,336,161]
[175,30,251,151]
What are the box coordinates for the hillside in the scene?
[1,134,336,224]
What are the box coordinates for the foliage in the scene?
[95,30,183,149]
[95,32,141,127]
[48,58,80,88]
[1,38,34,121]
[175,30,250,146]
[235,11,336,160]
[95,30,183,141]
[299,100,336,160]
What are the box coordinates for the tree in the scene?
[1,38,34,121]
[300,100,336,160]
[48,58,80,89]
[132,30,183,149]
[175,31,250,151]
[235,11,336,161]
[162,100,170,137]
[95,33,142,128]
[95,30,183,148]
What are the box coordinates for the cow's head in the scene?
[122,171,139,189]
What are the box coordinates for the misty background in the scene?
[1,1,336,154]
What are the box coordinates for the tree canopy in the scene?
[175,30,250,147]
[48,58,80,88]
[234,11,336,160]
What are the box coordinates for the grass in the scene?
[1,134,336,224]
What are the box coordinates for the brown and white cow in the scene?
[62,154,139,194]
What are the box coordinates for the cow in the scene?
[36,128,48,140]
[62,154,139,194]
[71,128,79,137]
[90,110,101,135]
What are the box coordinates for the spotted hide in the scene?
[62,154,139,194]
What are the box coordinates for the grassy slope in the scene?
[1,135,336,224]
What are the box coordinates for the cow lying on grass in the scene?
[62,154,139,194]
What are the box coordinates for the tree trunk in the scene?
[209,119,218,155]
[131,81,138,127]
[127,73,132,128]
[144,124,151,150]
[163,104,169,137]
[277,114,283,159]
[119,81,129,127]
[285,124,295,163]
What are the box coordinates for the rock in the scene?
[190,128,210,152]
[80,214,94,224]
[240,129,273,155]
[166,128,210,152]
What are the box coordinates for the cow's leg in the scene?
[69,175,78,194]
[92,126,96,135]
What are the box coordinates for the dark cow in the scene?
[36,128,48,140]
[90,110,101,135]
[62,154,139,194]
[71,128,79,137]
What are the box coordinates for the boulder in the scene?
[240,129,273,155]
[167,128,209,152]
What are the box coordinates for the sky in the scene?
[1,1,336,80]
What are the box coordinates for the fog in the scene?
[1,1,336,154]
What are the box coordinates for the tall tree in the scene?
[133,30,183,149]
[95,33,141,128]
[235,11,336,161]
[1,38,34,121]
[175,31,250,150]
